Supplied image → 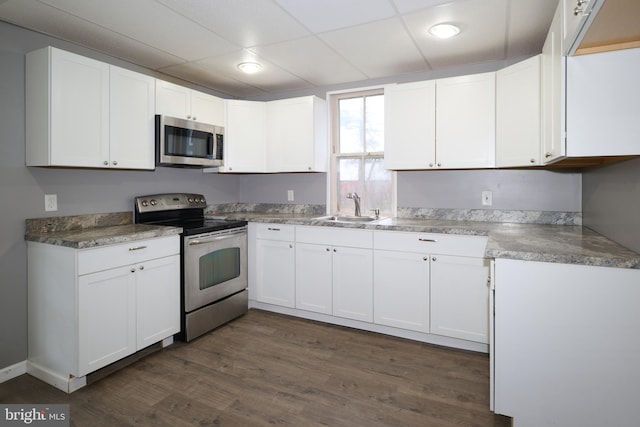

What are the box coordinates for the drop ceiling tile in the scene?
[403,0,508,68]
[0,0,184,69]
[274,0,397,33]
[319,18,428,79]
[156,0,310,48]
[193,50,314,94]
[391,0,457,14]
[253,36,368,86]
[158,62,268,98]
[38,0,239,60]
[506,0,558,57]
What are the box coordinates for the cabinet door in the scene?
[155,80,191,119]
[109,66,156,170]
[78,265,136,376]
[267,96,317,172]
[50,48,110,167]
[222,100,267,172]
[295,243,333,314]
[567,48,640,157]
[191,90,225,126]
[384,81,436,169]
[136,255,180,350]
[496,56,542,167]
[436,72,496,169]
[542,4,566,164]
[430,255,490,343]
[255,239,295,307]
[332,247,373,322]
[373,250,429,332]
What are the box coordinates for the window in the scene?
[330,89,394,217]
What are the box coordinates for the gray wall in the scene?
[0,19,588,370]
[583,158,640,253]
[398,169,582,211]
[0,21,240,369]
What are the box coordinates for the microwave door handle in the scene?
[188,231,246,246]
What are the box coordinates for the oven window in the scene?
[199,247,241,290]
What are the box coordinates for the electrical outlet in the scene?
[45,194,58,211]
[481,190,492,206]
[287,190,294,201]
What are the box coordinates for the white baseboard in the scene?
[26,361,86,393]
[0,360,27,383]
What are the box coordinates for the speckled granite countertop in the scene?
[24,209,640,268]
[25,212,182,249]
[207,213,640,269]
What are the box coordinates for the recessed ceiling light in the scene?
[237,62,262,74]
[428,23,460,39]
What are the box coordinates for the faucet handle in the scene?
[371,209,380,219]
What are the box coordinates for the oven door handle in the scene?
[188,231,246,246]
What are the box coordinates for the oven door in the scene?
[183,227,247,313]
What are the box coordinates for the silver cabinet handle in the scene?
[545,152,552,158]
[128,245,147,251]
[423,257,428,261]
[103,160,108,165]
[267,227,280,231]
[130,268,136,273]
[432,257,437,261]
[139,265,144,270]
[418,238,437,242]
[112,160,118,166]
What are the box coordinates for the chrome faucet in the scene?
[347,192,361,217]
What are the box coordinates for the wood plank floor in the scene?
[0,309,511,426]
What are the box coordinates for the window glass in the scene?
[331,89,393,217]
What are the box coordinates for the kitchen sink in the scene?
[313,215,381,223]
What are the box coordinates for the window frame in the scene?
[327,87,397,217]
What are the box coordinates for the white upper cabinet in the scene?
[496,55,542,167]
[436,72,496,169]
[155,80,225,127]
[27,47,109,168]
[267,96,327,172]
[222,100,267,173]
[542,2,567,164]
[222,96,327,173]
[109,65,156,170]
[26,47,155,170]
[384,72,495,170]
[384,81,436,170]
[566,47,640,157]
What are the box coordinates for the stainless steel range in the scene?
[134,193,248,341]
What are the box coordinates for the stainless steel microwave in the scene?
[155,115,224,167]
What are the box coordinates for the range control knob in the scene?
[199,197,205,203]
[188,197,194,203]
[150,199,157,206]
[141,200,149,207]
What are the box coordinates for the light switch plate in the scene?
[287,190,294,201]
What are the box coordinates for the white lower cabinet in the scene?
[295,243,332,315]
[250,223,490,350]
[373,230,489,343]
[27,235,180,392]
[430,255,490,343]
[331,246,373,322]
[493,259,640,426]
[373,250,430,332]
[252,223,296,308]
[295,226,373,322]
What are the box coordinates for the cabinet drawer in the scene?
[374,230,487,257]
[254,223,295,241]
[296,226,372,248]
[78,235,180,275]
